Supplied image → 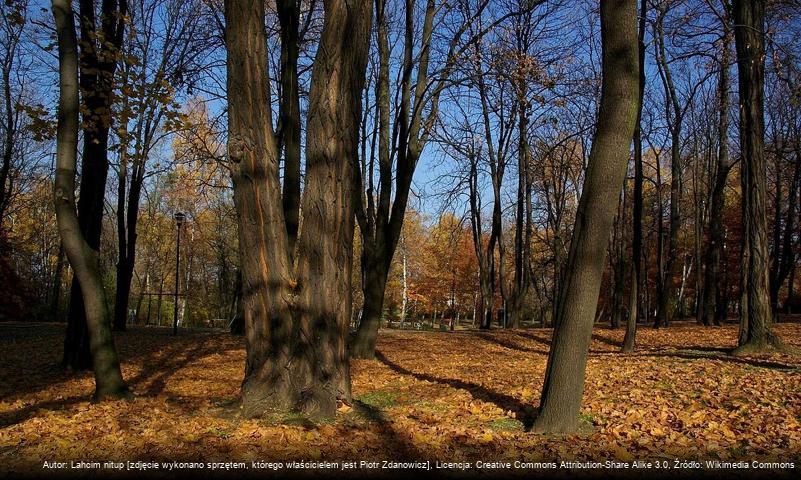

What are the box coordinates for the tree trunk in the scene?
[733,0,780,353]
[533,0,638,433]
[50,243,66,321]
[509,100,531,329]
[610,189,627,329]
[400,241,408,329]
[277,0,301,257]
[623,0,647,353]
[225,0,371,419]
[769,141,801,314]
[654,7,682,328]
[350,258,388,358]
[63,0,126,370]
[700,18,732,327]
[52,0,128,400]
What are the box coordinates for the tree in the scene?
[350,0,530,357]
[653,1,687,327]
[732,0,781,353]
[52,0,128,400]
[699,0,733,327]
[63,0,128,370]
[622,0,647,352]
[534,0,639,433]
[0,0,26,231]
[225,0,371,419]
[112,0,210,331]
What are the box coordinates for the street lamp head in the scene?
[174,211,186,227]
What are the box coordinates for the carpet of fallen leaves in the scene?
[1,321,800,477]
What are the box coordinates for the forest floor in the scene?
[0,321,800,478]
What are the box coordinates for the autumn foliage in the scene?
[1,321,800,475]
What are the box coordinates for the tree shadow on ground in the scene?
[0,396,87,429]
[638,350,798,371]
[0,324,242,428]
[350,400,429,460]
[508,330,553,348]
[472,332,549,355]
[374,351,537,430]
[125,339,239,396]
[591,333,622,349]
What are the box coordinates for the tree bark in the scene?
[622,0,647,353]
[52,0,128,400]
[225,0,371,419]
[733,0,780,353]
[534,0,638,433]
[64,0,127,370]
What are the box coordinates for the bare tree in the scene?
[699,0,733,327]
[623,0,647,352]
[52,0,128,400]
[534,0,639,433]
[63,0,128,370]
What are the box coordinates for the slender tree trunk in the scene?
[509,104,531,329]
[769,142,801,313]
[611,189,627,329]
[701,19,732,326]
[52,0,128,400]
[400,239,408,329]
[534,0,638,434]
[622,0,647,353]
[655,8,682,328]
[0,6,20,230]
[50,243,66,321]
[733,0,781,353]
[277,0,301,257]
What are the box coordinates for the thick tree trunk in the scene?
[225,0,370,419]
[733,0,780,353]
[292,0,371,415]
[52,0,128,400]
[534,0,638,434]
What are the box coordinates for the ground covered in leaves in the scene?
[1,321,800,477]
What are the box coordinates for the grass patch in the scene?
[579,413,595,426]
[208,426,233,439]
[487,417,524,432]
[653,380,674,391]
[357,390,400,409]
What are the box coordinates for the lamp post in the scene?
[173,212,186,336]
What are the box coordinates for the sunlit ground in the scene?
[1,320,800,477]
